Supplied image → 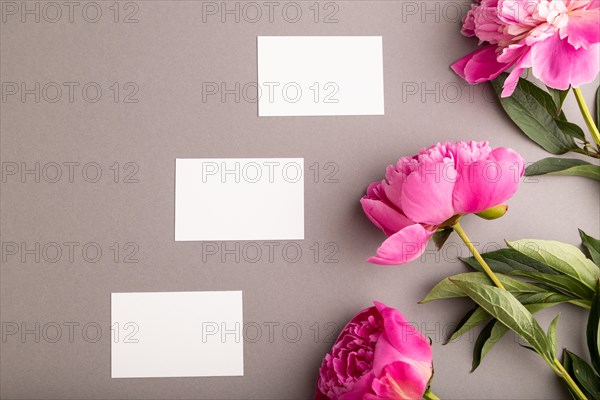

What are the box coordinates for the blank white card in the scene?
[257,36,384,116]
[111,291,243,378]
[175,158,304,241]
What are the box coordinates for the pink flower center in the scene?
[317,312,383,397]
[537,1,569,28]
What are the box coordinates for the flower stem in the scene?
[553,358,588,400]
[453,222,505,290]
[573,87,600,148]
[423,389,442,400]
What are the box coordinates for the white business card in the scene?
[111,291,243,378]
[257,36,384,116]
[175,158,304,241]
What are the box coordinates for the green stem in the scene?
[453,222,506,290]
[571,147,600,159]
[573,87,600,148]
[553,358,588,400]
[423,389,442,400]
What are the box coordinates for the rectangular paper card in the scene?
[111,291,243,378]
[257,36,384,116]
[175,158,304,241]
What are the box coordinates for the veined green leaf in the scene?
[525,158,600,181]
[516,291,574,306]
[461,248,555,274]
[508,239,600,290]
[450,279,555,365]
[447,290,574,371]
[470,293,573,371]
[492,74,578,154]
[513,270,594,300]
[420,272,544,303]
[580,229,600,267]
[452,291,574,345]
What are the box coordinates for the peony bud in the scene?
[475,204,508,220]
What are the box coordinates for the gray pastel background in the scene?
[1,1,599,399]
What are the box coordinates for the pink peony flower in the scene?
[452,0,600,96]
[361,141,524,265]
[315,302,433,400]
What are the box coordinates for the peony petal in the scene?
[531,33,600,90]
[564,0,600,49]
[489,147,525,176]
[314,387,330,400]
[365,361,431,400]
[569,43,600,88]
[337,371,376,400]
[360,198,415,236]
[501,50,532,97]
[382,166,407,211]
[399,159,457,225]
[461,5,477,37]
[451,44,515,84]
[374,304,433,367]
[453,147,524,214]
[368,224,433,265]
[498,0,539,26]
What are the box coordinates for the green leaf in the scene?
[461,248,556,274]
[550,164,600,180]
[420,272,544,303]
[450,279,555,364]
[547,87,569,117]
[508,239,600,290]
[525,157,600,180]
[432,228,453,250]
[472,320,501,371]
[469,293,572,371]
[492,74,578,154]
[448,307,490,343]
[513,270,594,300]
[555,120,586,141]
[452,291,574,344]
[580,229,600,267]
[547,314,560,354]
[450,291,574,371]
[480,322,510,367]
[564,350,600,399]
[588,283,600,374]
[569,299,594,309]
[562,351,579,399]
[450,291,571,342]
[517,291,581,310]
[502,77,563,117]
